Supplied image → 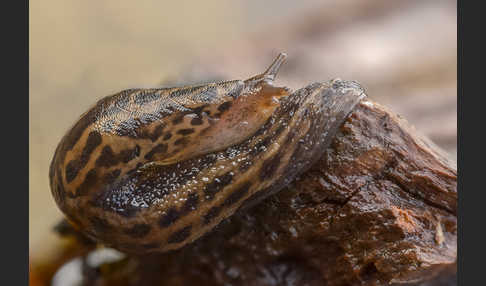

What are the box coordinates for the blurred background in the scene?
[30,0,456,260]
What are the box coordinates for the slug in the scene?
[49,53,366,254]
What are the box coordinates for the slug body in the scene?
[49,53,365,254]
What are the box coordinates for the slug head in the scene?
[161,53,290,164]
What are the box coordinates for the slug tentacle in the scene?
[246,52,287,83]
[49,54,365,254]
[264,52,287,80]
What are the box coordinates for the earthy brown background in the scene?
[30,0,456,260]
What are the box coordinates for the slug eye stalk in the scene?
[245,52,287,83]
[263,52,287,80]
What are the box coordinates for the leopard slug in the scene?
[49,53,366,254]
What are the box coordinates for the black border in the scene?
[458,0,483,285]
[457,1,462,285]
[4,0,28,285]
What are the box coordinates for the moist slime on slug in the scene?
[49,53,365,254]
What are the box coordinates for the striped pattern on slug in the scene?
[49,53,365,254]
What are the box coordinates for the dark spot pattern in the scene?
[169,104,209,126]
[203,172,233,200]
[120,146,141,163]
[136,124,165,142]
[53,169,66,206]
[89,216,112,234]
[203,206,222,224]
[190,117,203,125]
[157,193,198,228]
[217,101,232,113]
[116,119,165,141]
[144,143,168,160]
[96,145,140,168]
[142,242,160,249]
[260,155,282,181]
[174,137,189,146]
[172,114,184,125]
[167,225,192,244]
[177,128,195,136]
[192,106,207,116]
[75,169,98,197]
[103,169,121,184]
[222,182,251,207]
[181,193,199,213]
[125,162,144,177]
[62,108,99,153]
[65,131,102,183]
[163,132,172,140]
[123,224,151,238]
[159,208,180,228]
